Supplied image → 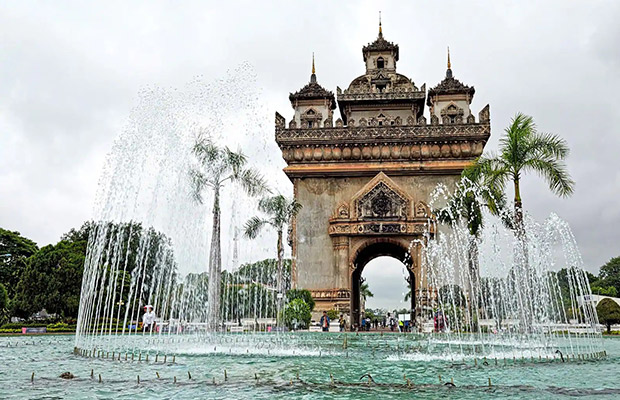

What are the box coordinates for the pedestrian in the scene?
[361,315,366,331]
[320,311,330,332]
[142,305,156,333]
[339,314,346,332]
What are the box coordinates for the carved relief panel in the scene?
[356,182,407,220]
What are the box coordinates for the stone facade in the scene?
[275,25,490,326]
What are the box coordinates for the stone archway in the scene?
[350,239,415,328]
[322,172,433,327]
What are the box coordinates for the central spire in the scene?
[446,47,453,78]
[310,52,317,83]
[379,11,382,36]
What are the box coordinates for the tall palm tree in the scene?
[244,195,302,325]
[468,113,574,331]
[190,136,269,330]
[469,113,574,237]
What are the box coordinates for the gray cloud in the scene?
[1,1,619,308]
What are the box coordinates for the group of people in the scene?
[318,311,414,332]
[318,311,349,332]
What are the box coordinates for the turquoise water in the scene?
[1,334,619,399]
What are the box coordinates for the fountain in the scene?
[73,67,604,368]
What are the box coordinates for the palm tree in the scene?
[244,195,302,325]
[190,136,269,329]
[469,113,574,237]
[468,113,574,330]
[360,281,373,311]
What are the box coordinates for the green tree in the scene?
[283,298,311,330]
[190,136,269,329]
[591,285,618,297]
[244,195,301,325]
[236,258,291,290]
[12,239,86,318]
[0,228,38,299]
[0,283,8,324]
[596,298,620,333]
[438,284,466,308]
[360,282,373,302]
[599,257,620,296]
[286,288,315,311]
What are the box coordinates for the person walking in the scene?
[320,311,330,332]
[339,314,346,332]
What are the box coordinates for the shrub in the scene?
[283,299,311,330]
[326,309,338,321]
[286,289,315,311]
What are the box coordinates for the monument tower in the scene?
[275,21,490,325]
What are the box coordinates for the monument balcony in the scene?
[336,90,426,102]
[274,105,490,178]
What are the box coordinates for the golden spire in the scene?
[379,11,382,35]
[447,46,451,69]
[312,52,315,75]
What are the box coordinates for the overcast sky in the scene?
[1,1,619,308]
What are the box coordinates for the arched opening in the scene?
[351,241,415,329]
[377,57,385,69]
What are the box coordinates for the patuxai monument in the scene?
[275,22,491,326]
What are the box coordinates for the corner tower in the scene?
[427,48,477,124]
[275,24,491,327]
[288,55,336,129]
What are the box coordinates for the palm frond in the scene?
[243,216,270,239]
[236,168,270,197]
[192,136,220,165]
[224,147,248,178]
[287,199,303,219]
[189,168,207,204]
[523,157,575,197]
[526,131,570,161]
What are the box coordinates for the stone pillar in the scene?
[333,236,349,289]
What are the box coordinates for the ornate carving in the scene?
[300,108,322,129]
[394,116,402,126]
[440,103,465,125]
[467,114,475,123]
[275,112,285,129]
[415,201,430,218]
[276,123,489,144]
[289,78,336,108]
[417,115,427,125]
[288,119,297,129]
[428,74,475,98]
[362,32,399,61]
[357,182,407,220]
[335,118,343,127]
[336,203,350,219]
[479,104,490,123]
[431,114,439,125]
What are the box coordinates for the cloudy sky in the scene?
[1,1,619,309]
